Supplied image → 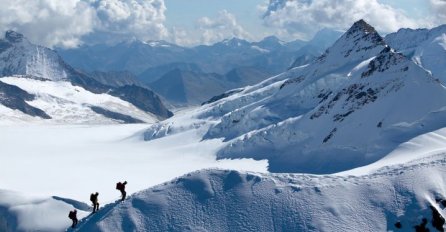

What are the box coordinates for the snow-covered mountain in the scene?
[143,20,446,174]
[0,31,172,123]
[212,20,446,173]
[385,24,446,83]
[0,31,69,81]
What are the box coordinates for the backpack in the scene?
[68,211,74,219]
[116,182,122,190]
[90,193,95,202]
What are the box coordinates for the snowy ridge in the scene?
[77,154,446,231]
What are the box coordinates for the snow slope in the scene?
[0,76,157,123]
[0,190,90,232]
[0,104,39,124]
[77,153,446,232]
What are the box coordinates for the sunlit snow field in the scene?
[0,122,268,204]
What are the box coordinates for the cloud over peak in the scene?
[197,10,251,45]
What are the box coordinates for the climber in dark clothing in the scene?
[116,181,128,201]
[68,209,78,228]
[90,192,99,213]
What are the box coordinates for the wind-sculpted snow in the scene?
[77,156,446,231]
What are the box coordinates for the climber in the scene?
[68,209,78,228]
[116,181,128,201]
[90,192,99,213]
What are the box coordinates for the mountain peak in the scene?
[347,19,380,37]
[221,38,249,47]
[260,35,281,43]
[5,30,25,43]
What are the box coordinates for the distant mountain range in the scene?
[57,30,343,107]
[0,31,172,123]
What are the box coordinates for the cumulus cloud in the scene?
[261,0,427,40]
[90,0,168,44]
[197,10,252,45]
[0,0,96,48]
[0,0,168,48]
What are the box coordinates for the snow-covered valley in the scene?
[0,121,267,231]
[0,122,267,201]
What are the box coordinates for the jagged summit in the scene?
[4,30,25,43]
[351,19,375,33]
[344,19,385,45]
[315,19,386,67]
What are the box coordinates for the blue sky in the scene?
[0,0,444,48]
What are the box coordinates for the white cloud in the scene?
[261,0,428,40]
[429,0,446,24]
[197,10,252,45]
[0,0,168,48]
[0,0,96,48]
[91,0,168,43]
[169,27,196,47]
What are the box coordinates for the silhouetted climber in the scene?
[90,192,99,213]
[68,209,78,228]
[116,181,128,201]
